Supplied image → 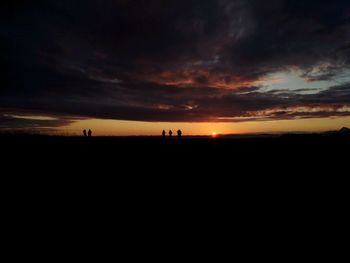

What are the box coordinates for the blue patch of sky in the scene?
[259,69,350,95]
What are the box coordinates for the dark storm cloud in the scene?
[1,0,350,128]
[0,113,75,131]
[2,82,349,123]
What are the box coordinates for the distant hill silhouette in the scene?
[339,127,350,134]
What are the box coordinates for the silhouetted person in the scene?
[162,130,166,139]
[88,129,92,137]
[169,130,173,138]
[177,129,182,138]
[83,129,87,137]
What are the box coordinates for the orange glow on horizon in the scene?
[53,116,350,136]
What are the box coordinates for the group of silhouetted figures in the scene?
[82,129,180,138]
[83,129,92,137]
[162,129,182,138]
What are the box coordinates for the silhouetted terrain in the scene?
[2,130,348,228]
[2,129,349,171]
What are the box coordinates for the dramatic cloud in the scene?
[1,0,350,129]
[0,112,77,132]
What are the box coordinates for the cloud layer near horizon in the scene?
[1,0,350,129]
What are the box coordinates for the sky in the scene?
[1,0,350,135]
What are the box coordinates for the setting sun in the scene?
[212,132,217,137]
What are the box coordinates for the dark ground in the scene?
[2,132,349,170]
[1,132,349,194]
[1,132,348,244]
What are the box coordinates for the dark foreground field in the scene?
[2,131,349,198]
[1,131,349,204]
[1,132,348,237]
[2,132,349,169]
